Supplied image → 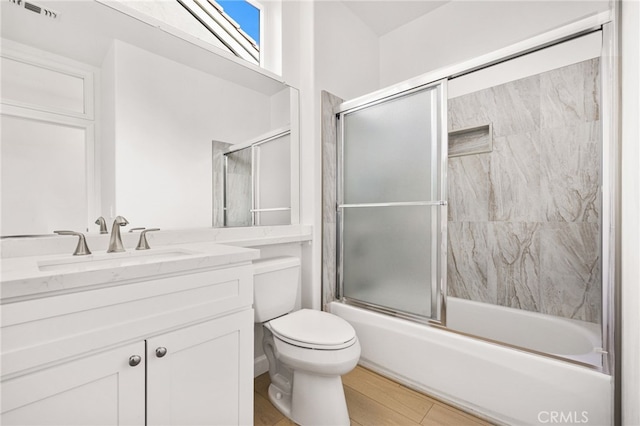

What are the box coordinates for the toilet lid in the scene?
[268,309,357,349]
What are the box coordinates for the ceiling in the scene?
[341,1,450,36]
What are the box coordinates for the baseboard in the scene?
[254,354,268,377]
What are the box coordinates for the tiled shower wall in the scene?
[447,58,602,323]
[321,91,344,309]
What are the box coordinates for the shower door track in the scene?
[340,296,444,327]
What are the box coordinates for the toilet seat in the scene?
[268,309,357,350]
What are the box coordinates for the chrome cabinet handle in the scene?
[128,355,142,367]
[155,347,167,358]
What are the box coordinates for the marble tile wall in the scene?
[223,147,253,227]
[447,58,602,323]
[321,91,344,309]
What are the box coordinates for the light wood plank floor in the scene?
[254,365,495,426]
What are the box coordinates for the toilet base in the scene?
[268,383,293,419]
[269,370,350,426]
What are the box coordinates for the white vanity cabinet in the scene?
[147,310,252,425]
[0,252,255,426]
[1,341,146,425]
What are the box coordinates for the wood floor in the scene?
[254,365,494,426]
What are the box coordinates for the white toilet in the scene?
[253,256,361,426]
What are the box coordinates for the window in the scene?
[178,0,261,65]
[216,0,260,46]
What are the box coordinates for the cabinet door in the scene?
[147,310,253,426]
[1,341,145,425]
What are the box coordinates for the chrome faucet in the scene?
[95,216,108,234]
[107,216,129,253]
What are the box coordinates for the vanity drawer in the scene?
[1,264,253,377]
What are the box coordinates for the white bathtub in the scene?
[445,297,603,367]
[329,299,613,425]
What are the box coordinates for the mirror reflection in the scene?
[0,0,298,236]
[220,129,292,227]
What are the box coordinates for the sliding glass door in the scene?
[223,131,291,227]
[337,81,447,322]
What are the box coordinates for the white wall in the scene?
[104,41,272,229]
[280,0,303,90]
[379,0,610,87]
[314,1,380,101]
[620,1,640,424]
[269,87,291,128]
[260,0,283,76]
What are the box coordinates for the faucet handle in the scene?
[54,230,92,256]
[129,227,146,233]
[95,217,108,234]
[136,228,160,250]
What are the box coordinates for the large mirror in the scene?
[0,0,299,236]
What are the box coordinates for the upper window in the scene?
[178,0,261,65]
[216,1,260,46]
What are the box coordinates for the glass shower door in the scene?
[337,81,447,322]
[223,131,292,227]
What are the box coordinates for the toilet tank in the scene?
[253,256,301,323]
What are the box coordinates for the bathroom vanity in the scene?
[0,242,258,425]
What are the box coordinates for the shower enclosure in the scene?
[334,26,614,374]
[336,81,447,323]
[328,13,616,424]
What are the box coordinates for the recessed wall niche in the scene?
[448,124,493,157]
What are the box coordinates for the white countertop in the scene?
[1,225,313,259]
[0,242,260,303]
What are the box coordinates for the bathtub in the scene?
[445,297,603,367]
[329,299,613,425]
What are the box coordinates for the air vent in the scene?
[7,0,60,20]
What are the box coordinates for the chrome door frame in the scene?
[336,79,448,325]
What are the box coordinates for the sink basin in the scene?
[38,249,196,272]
